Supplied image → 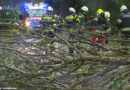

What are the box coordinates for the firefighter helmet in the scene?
[81,6,88,12]
[69,7,76,13]
[104,11,110,19]
[48,6,53,12]
[120,5,127,12]
[97,9,104,15]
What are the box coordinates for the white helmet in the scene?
[81,6,88,12]
[120,5,127,12]
[48,6,53,12]
[104,11,110,19]
[54,14,59,19]
[69,7,76,13]
[54,14,58,18]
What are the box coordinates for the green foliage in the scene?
[76,85,82,88]
[114,0,130,7]
[51,72,57,78]
[114,0,123,6]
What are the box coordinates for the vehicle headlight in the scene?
[25,21,30,27]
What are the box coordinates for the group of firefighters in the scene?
[41,5,130,53]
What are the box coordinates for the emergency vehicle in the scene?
[0,1,2,10]
[23,2,49,29]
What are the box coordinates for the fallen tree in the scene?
[0,18,129,90]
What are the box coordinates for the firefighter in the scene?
[65,7,77,37]
[41,6,53,27]
[77,6,88,25]
[91,9,111,51]
[117,5,130,51]
[65,7,76,26]
[98,11,111,50]
[41,6,56,53]
[76,6,89,35]
[41,6,55,38]
[53,14,60,33]
[104,11,111,44]
[65,7,77,53]
[91,9,104,51]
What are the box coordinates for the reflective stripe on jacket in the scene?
[42,16,53,23]
[121,27,130,31]
[65,15,75,23]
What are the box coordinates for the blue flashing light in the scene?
[31,22,35,25]
[20,5,25,11]
[24,6,29,9]
[43,4,49,8]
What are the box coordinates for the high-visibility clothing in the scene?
[65,15,76,23]
[42,16,53,23]
[121,27,130,32]
[120,12,130,34]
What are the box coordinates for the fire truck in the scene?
[22,2,49,29]
[0,1,2,10]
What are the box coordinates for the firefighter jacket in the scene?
[75,13,84,25]
[65,14,76,25]
[60,19,65,26]
[41,16,53,27]
[41,15,57,32]
[119,12,130,33]
[93,14,111,33]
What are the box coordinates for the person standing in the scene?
[117,5,130,51]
